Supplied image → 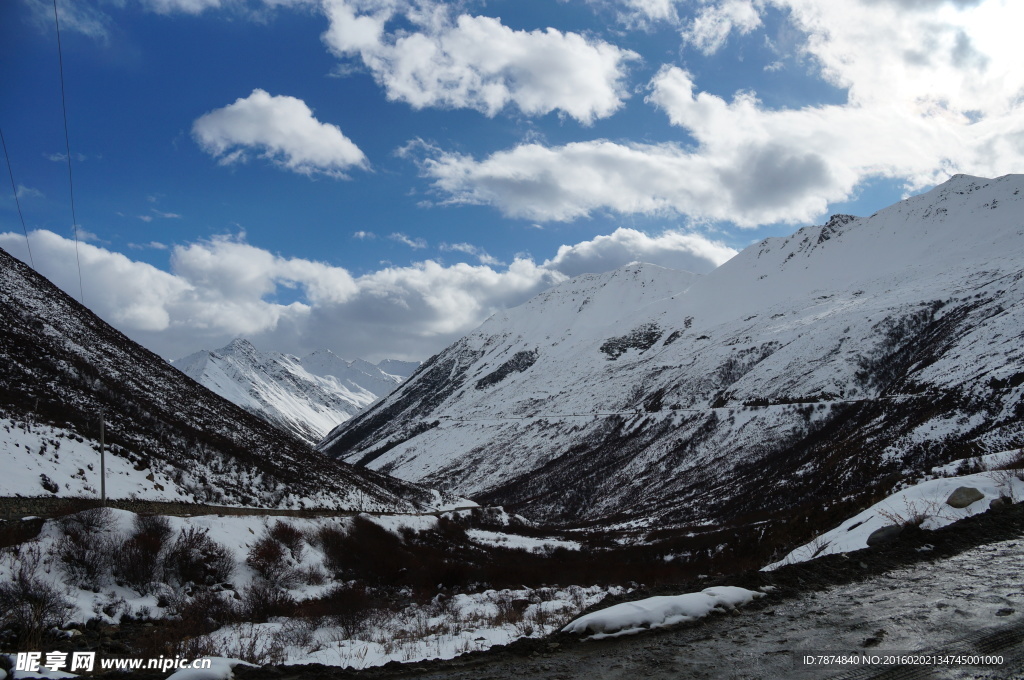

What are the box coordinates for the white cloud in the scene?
[25,0,112,40]
[419,136,841,226]
[44,152,87,163]
[544,227,736,277]
[682,0,761,54]
[352,230,376,239]
[14,185,44,200]
[2,229,190,332]
[139,0,226,14]
[440,241,501,265]
[192,89,368,178]
[152,209,182,218]
[419,0,1024,227]
[0,226,731,360]
[771,0,1020,117]
[321,0,638,124]
[389,232,428,249]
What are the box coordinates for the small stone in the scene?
[946,486,984,508]
[547,642,561,650]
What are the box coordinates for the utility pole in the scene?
[99,409,106,507]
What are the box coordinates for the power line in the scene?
[0,127,35,268]
[52,0,84,305]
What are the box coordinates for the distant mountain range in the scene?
[320,174,1024,532]
[173,340,418,445]
[0,246,446,512]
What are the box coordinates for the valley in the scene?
[1,174,1022,679]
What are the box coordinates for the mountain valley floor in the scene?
[214,502,1024,680]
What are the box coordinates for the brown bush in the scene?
[246,534,298,588]
[268,521,304,561]
[113,515,173,592]
[164,527,233,588]
[0,546,74,649]
[239,583,296,623]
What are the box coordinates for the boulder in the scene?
[946,486,984,508]
[866,524,904,546]
[989,496,1011,511]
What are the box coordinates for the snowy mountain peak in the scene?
[321,174,1024,529]
[173,341,413,445]
[0,246,440,511]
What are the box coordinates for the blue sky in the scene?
[2,0,1021,361]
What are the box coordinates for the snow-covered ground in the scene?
[203,584,612,669]
[0,508,610,676]
[0,415,466,513]
[765,452,1024,569]
[0,419,192,502]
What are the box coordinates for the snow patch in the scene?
[562,586,764,639]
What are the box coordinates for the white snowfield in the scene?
[562,586,764,639]
[764,452,1024,569]
[174,339,415,445]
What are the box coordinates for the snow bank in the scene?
[166,658,248,680]
[764,463,1024,570]
[561,586,764,639]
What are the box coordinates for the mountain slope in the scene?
[321,174,1024,528]
[173,340,415,445]
[0,246,445,512]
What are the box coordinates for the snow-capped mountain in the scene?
[173,340,417,445]
[321,174,1024,530]
[0,246,445,512]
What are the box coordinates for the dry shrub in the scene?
[302,584,375,639]
[164,527,233,588]
[246,534,298,588]
[57,507,116,534]
[0,546,74,649]
[239,583,296,623]
[268,521,304,561]
[54,511,116,589]
[113,515,173,593]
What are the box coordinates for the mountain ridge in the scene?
[320,173,1024,531]
[0,246,446,512]
[173,339,417,444]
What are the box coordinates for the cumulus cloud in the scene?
[544,227,736,277]
[192,89,368,178]
[419,0,1024,226]
[682,0,761,54]
[0,226,731,360]
[320,0,638,123]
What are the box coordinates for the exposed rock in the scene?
[989,496,1011,511]
[866,525,904,546]
[946,487,985,509]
